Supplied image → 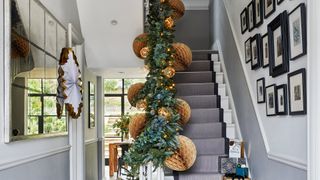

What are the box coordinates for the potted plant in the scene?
[113,113,131,141]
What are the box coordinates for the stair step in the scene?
[211,54,219,62]
[174,71,213,83]
[221,96,229,110]
[192,50,216,60]
[178,95,220,109]
[192,138,228,155]
[178,173,223,180]
[216,72,224,84]
[218,84,226,97]
[190,108,223,123]
[182,122,226,139]
[227,123,236,139]
[187,61,211,71]
[183,155,222,174]
[214,62,221,72]
[176,83,217,96]
[224,109,232,124]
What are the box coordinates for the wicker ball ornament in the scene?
[165,135,197,171]
[127,83,144,106]
[133,33,148,59]
[175,99,191,125]
[129,113,147,139]
[172,43,192,71]
[168,0,185,20]
[11,32,30,58]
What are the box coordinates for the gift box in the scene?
[236,167,248,177]
[220,157,237,174]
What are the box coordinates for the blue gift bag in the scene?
[236,167,248,177]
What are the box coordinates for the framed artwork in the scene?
[266,84,277,116]
[88,81,95,128]
[288,3,307,60]
[288,68,307,115]
[254,0,263,27]
[251,34,262,70]
[264,0,276,18]
[241,8,248,34]
[262,33,269,68]
[245,37,252,63]
[276,84,288,115]
[248,1,255,32]
[257,78,265,103]
[268,11,289,77]
[277,0,284,5]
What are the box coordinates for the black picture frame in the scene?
[248,1,255,32]
[254,0,263,27]
[288,3,307,60]
[241,8,249,34]
[277,0,284,5]
[266,84,277,116]
[276,84,288,115]
[268,11,289,77]
[257,78,266,103]
[264,0,276,18]
[88,81,95,128]
[262,33,269,68]
[251,34,262,70]
[245,37,252,63]
[288,68,307,115]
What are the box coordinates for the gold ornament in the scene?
[164,134,168,139]
[165,135,197,171]
[160,0,166,3]
[136,99,147,110]
[162,66,176,78]
[140,47,150,59]
[158,107,171,120]
[164,17,175,29]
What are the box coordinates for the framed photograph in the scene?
[277,0,284,5]
[288,68,307,115]
[262,33,269,68]
[88,82,95,128]
[268,11,289,77]
[257,78,265,103]
[254,0,263,27]
[248,1,255,31]
[276,84,288,115]
[288,3,307,60]
[264,0,276,18]
[266,84,277,116]
[241,8,248,34]
[251,34,262,70]
[245,37,252,63]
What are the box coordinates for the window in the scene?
[27,79,67,135]
[104,79,145,138]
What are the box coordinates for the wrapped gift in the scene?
[223,176,250,180]
[236,167,248,177]
[220,157,237,174]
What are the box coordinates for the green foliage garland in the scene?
[124,0,182,177]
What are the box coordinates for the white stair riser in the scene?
[216,73,224,84]
[218,84,226,97]
[226,124,236,139]
[224,110,232,124]
[221,97,229,110]
[211,54,219,62]
[214,62,221,73]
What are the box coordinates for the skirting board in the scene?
[85,138,99,145]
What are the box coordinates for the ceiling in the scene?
[76,0,209,78]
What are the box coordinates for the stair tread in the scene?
[182,122,225,139]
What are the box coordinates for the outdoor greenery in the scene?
[112,113,131,139]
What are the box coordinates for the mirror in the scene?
[88,82,96,128]
[10,0,68,140]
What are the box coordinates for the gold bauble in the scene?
[158,107,171,120]
[129,113,147,139]
[160,0,166,3]
[162,66,176,78]
[136,99,147,110]
[175,98,191,125]
[172,43,193,71]
[133,33,148,59]
[140,47,150,59]
[164,17,174,29]
[165,135,197,171]
[127,83,144,106]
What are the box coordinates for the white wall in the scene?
[224,0,307,169]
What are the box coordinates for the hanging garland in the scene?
[124,0,196,177]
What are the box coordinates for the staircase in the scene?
[172,51,229,180]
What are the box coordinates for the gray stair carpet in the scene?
[173,51,228,180]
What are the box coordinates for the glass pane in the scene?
[44,96,56,115]
[28,96,42,115]
[104,117,120,137]
[28,79,42,94]
[104,79,122,94]
[124,79,146,94]
[44,116,66,134]
[27,116,39,135]
[124,95,144,115]
[43,79,57,94]
[104,97,122,116]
